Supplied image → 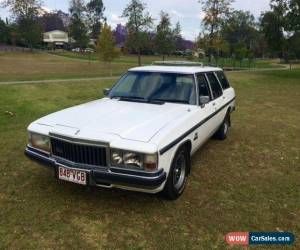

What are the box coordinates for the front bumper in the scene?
[25,146,167,191]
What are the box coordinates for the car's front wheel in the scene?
[162,146,189,200]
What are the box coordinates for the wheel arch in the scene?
[226,107,232,126]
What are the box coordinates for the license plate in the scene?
[58,166,87,186]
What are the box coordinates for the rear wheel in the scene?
[162,146,189,200]
[215,112,230,140]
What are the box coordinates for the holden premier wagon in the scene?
[25,61,236,200]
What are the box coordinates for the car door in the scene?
[191,74,216,152]
[206,72,225,130]
[215,71,235,103]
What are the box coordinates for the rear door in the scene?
[215,71,236,106]
[192,74,216,152]
[206,72,225,128]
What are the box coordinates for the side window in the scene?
[197,74,211,100]
[216,71,230,89]
[206,73,223,99]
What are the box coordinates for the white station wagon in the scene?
[25,62,236,200]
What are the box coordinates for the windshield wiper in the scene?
[111,95,148,103]
[150,98,190,104]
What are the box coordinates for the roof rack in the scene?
[153,61,204,67]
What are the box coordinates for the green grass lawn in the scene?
[0,52,129,82]
[0,69,299,249]
[54,51,286,69]
[0,52,287,83]
[51,51,180,65]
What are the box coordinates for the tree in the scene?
[122,0,153,65]
[39,12,66,32]
[271,0,300,33]
[0,18,10,44]
[222,11,258,56]
[155,11,176,60]
[260,0,300,61]
[86,0,105,39]
[113,24,127,46]
[18,17,42,48]
[1,0,41,19]
[96,23,119,76]
[260,11,285,57]
[1,0,43,48]
[198,0,234,61]
[173,22,183,50]
[69,0,89,48]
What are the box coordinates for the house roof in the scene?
[44,30,68,34]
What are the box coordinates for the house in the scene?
[43,30,69,48]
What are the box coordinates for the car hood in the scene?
[33,98,192,143]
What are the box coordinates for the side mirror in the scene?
[103,88,110,96]
[199,96,210,106]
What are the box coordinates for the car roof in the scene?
[128,65,223,74]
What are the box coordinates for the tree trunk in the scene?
[138,49,141,66]
[110,62,113,77]
[162,55,165,61]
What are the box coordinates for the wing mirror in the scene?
[103,88,110,96]
[199,96,210,107]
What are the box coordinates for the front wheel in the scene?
[162,146,189,200]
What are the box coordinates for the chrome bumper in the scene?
[24,146,166,190]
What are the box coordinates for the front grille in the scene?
[51,138,107,167]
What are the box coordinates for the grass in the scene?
[0,52,288,83]
[51,51,180,65]
[0,67,299,249]
[54,51,286,69]
[0,52,128,82]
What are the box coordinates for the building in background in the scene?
[43,30,69,49]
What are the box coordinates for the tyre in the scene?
[162,146,190,200]
[214,112,230,140]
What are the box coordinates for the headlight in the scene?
[110,149,158,172]
[29,133,50,152]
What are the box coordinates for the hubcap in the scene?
[173,152,186,190]
[224,120,229,134]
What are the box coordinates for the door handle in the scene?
[212,103,216,106]
[223,96,226,99]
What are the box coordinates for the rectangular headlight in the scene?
[29,133,50,153]
[110,149,158,172]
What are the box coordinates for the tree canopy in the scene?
[86,0,105,39]
[155,11,176,60]
[69,0,89,48]
[122,0,153,65]
[198,0,234,60]
[96,23,119,75]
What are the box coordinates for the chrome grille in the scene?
[51,138,107,167]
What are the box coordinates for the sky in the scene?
[0,0,271,40]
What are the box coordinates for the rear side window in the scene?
[216,71,230,89]
[206,73,223,99]
[197,74,211,99]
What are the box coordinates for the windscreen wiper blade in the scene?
[150,98,190,104]
[111,96,148,103]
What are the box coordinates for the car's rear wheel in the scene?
[215,112,230,140]
[162,146,189,200]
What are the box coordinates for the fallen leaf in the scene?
[5,111,14,116]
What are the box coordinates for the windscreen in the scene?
[109,71,196,105]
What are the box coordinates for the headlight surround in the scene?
[29,133,50,153]
[110,149,158,172]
